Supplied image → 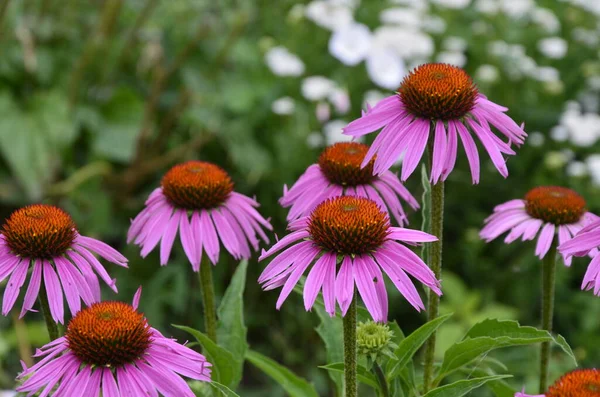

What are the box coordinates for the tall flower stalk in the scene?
[539,239,557,393]
[343,294,357,397]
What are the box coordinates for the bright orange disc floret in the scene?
[308,196,389,255]
[546,368,600,397]
[66,301,151,367]
[525,186,586,225]
[161,161,234,210]
[399,63,478,120]
[318,142,376,187]
[2,204,76,259]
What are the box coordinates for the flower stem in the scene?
[38,285,59,341]
[539,238,557,393]
[199,258,218,343]
[373,362,390,397]
[422,177,445,392]
[343,294,357,397]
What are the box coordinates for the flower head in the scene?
[259,196,441,322]
[480,186,598,265]
[128,161,272,270]
[17,289,211,397]
[280,142,419,225]
[559,218,600,296]
[0,204,128,324]
[343,63,527,184]
[516,368,600,397]
[356,320,396,362]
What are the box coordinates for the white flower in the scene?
[316,102,331,122]
[422,15,446,33]
[500,0,534,18]
[561,108,600,147]
[436,51,466,67]
[271,97,296,115]
[302,76,336,101]
[443,36,467,52]
[475,0,499,15]
[363,90,388,108]
[329,23,372,66]
[366,48,407,89]
[550,125,568,142]
[307,132,325,148]
[389,0,428,11]
[324,119,360,145]
[475,64,499,83]
[587,155,600,185]
[372,27,434,59]
[431,0,471,9]
[528,132,545,147]
[379,7,422,29]
[537,37,568,59]
[566,161,588,178]
[265,46,305,76]
[533,66,559,82]
[329,88,351,114]
[530,7,560,33]
[305,1,353,31]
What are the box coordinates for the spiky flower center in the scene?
[399,63,478,120]
[318,142,376,187]
[1,204,76,259]
[546,369,600,397]
[525,186,586,225]
[66,301,151,367]
[357,320,394,356]
[161,161,234,210]
[308,196,389,255]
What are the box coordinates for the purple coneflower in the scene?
[559,218,600,296]
[258,196,441,322]
[480,186,598,265]
[343,63,527,183]
[280,142,419,225]
[515,368,600,397]
[0,204,127,323]
[128,161,272,270]
[17,288,211,397]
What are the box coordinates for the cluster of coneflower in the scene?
[1,63,598,396]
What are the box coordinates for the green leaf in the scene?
[173,325,236,388]
[420,163,432,263]
[245,349,318,397]
[314,303,344,396]
[437,319,552,381]
[387,313,453,379]
[554,333,578,366]
[210,381,241,397]
[423,375,512,397]
[216,260,249,388]
[459,368,515,397]
[319,362,380,392]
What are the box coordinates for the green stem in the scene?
[199,258,218,343]
[423,146,445,393]
[373,362,390,397]
[539,239,557,393]
[38,285,59,340]
[343,294,357,397]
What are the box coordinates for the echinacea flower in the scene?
[480,186,598,265]
[128,161,272,270]
[17,288,211,396]
[343,63,527,183]
[280,142,419,224]
[258,196,441,322]
[515,368,600,397]
[559,219,600,296]
[0,204,127,324]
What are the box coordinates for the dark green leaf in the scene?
[423,375,512,397]
[554,333,577,366]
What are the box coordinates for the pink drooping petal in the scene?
[322,253,337,317]
[258,241,316,284]
[353,256,383,322]
[211,209,241,260]
[373,251,424,312]
[362,255,388,322]
[303,253,332,311]
[335,256,354,316]
[160,209,183,266]
[535,223,556,259]
[343,95,402,137]
[494,199,525,212]
[388,227,438,243]
[2,258,28,316]
[74,235,128,266]
[557,225,573,267]
[54,256,81,315]
[67,250,102,301]
[200,210,220,265]
[456,121,480,184]
[441,120,459,181]
[400,119,430,182]
[275,247,320,310]
[431,121,447,184]
[559,227,600,257]
[259,229,310,260]
[468,119,508,178]
[43,261,64,324]
[73,247,118,293]
[20,259,42,318]
[380,171,420,209]
[179,211,199,270]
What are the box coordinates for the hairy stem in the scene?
[199,258,218,343]
[38,285,59,341]
[539,239,557,393]
[343,294,357,397]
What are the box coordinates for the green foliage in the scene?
[422,375,512,397]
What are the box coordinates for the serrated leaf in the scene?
[423,375,512,397]
[319,362,380,392]
[210,381,241,397]
[173,325,236,388]
[436,320,552,381]
[245,349,318,397]
[387,313,453,379]
[216,260,248,388]
[554,333,577,366]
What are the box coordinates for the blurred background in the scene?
[0,0,599,395]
